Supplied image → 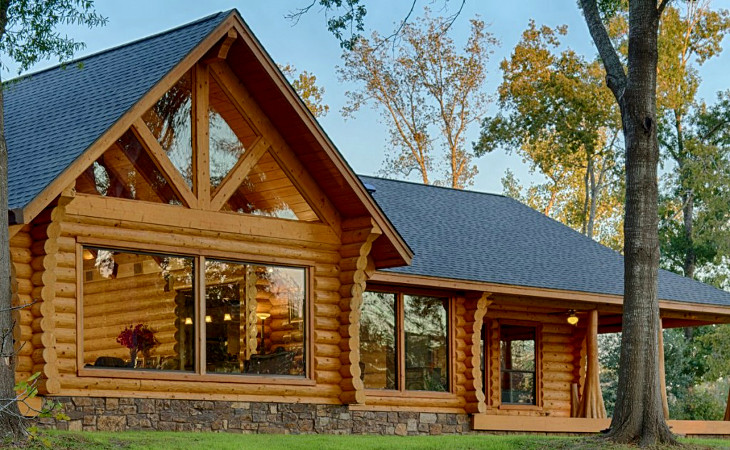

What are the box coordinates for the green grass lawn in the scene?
[9,431,730,450]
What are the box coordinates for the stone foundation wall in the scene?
[38,397,471,435]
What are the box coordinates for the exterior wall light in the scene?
[567,310,579,326]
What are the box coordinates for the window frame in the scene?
[75,240,315,386]
[483,319,543,410]
[361,285,453,397]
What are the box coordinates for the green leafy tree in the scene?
[338,10,495,188]
[475,22,624,248]
[0,0,106,441]
[653,3,730,281]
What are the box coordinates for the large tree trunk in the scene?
[580,0,676,445]
[0,71,26,439]
[606,2,675,445]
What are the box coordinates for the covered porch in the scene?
[473,297,730,436]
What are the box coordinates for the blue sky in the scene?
[6,0,729,194]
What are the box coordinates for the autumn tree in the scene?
[279,63,330,118]
[0,0,106,441]
[338,10,495,188]
[475,22,624,248]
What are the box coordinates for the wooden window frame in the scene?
[484,319,543,411]
[75,240,315,386]
[362,286,453,398]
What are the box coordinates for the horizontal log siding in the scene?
[48,201,344,403]
[11,225,34,384]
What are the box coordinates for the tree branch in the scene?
[579,0,627,103]
[657,0,672,16]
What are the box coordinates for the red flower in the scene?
[116,324,159,353]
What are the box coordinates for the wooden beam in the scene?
[21,13,240,225]
[208,61,341,235]
[371,271,730,320]
[65,194,341,247]
[203,28,238,63]
[131,119,198,208]
[209,137,269,211]
[193,63,211,209]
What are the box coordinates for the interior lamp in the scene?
[205,315,212,323]
[184,317,193,325]
[223,313,232,321]
[567,310,579,326]
[256,312,271,321]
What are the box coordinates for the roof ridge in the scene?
[358,173,509,199]
[4,9,233,83]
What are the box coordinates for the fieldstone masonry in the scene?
[38,397,471,435]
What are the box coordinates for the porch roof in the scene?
[362,175,730,307]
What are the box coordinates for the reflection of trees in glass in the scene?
[404,295,447,391]
[500,325,536,404]
[360,292,396,389]
[142,72,193,187]
[209,108,247,188]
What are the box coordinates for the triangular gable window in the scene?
[141,71,194,188]
[75,130,183,205]
[209,75,259,190]
[221,151,319,222]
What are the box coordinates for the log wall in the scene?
[33,194,348,404]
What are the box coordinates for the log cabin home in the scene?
[6,9,730,436]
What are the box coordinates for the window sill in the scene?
[364,388,455,399]
[78,367,316,386]
[497,404,542,411]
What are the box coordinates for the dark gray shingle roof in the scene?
[361,175,730,307]
[5,11,230,210]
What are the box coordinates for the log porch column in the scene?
[577,309,606,418]
[658,321,669,419]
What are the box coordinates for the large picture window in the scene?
[360,290,449,392]
[81,246,306,378]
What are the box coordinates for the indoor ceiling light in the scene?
[223,313,232,321]
[184,317,193,325]
[205,315,212,323]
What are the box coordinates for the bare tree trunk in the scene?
[580,0,676,445]
[0,70,26,440]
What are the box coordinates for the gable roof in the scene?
[361,175,730,307]
[4,9,412,268]
[5,11,228,211]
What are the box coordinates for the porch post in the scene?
[577,309,606,418]
[657,321,669,419]
[725,387,730,421]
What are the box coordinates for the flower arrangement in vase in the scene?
[117,323,159,367]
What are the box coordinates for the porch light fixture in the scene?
[567,310,579,326]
